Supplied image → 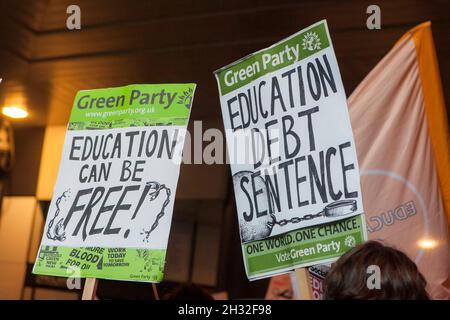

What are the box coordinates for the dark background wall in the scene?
[5,127,44,196]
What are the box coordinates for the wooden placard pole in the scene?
[82,278,98,300]
[294,268,313,300]
[152,283,160,300]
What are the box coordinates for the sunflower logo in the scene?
[302,31,321,51]
[344,235,357,248]
[177,87,194,109]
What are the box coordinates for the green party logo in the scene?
[177,87,194,109]
[302,31,322,52]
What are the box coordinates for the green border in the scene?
[214,20,330,95]
[243,215,365,278]
[33,246,166,282]
[69,83,196,128]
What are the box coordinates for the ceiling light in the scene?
[2,106,29,119]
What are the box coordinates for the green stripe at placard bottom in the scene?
[32,246,166,282]
[243,215,365,278]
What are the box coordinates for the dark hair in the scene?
[163,284,214,300]
[324,241,429,300]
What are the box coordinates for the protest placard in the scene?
[214,20,366,280]
[33,83,195,282]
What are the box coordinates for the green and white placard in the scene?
[214,20,367,280]
[33,83,196,282]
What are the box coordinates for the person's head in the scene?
[163,283,214,300]
[324,240,429,300]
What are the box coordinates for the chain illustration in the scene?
[141,182,171,242]
[267,200,357,228]
[268,211,324,227]
[46,189,71,241]
[233,171,358,242]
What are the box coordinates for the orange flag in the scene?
[348,22,450,299]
